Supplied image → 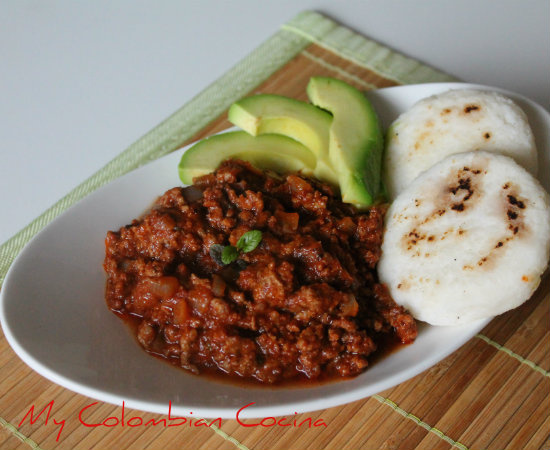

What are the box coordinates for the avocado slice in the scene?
[228,94,338,185]
[178,131,317,184]
[306,77,383,207]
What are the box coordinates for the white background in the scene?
[1,0,549,244]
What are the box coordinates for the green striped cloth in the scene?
[0,10,454,286]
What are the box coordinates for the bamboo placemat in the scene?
[1,10,548,450]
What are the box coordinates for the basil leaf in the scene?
[236,230,263,253]
[209,244,225,266]
[221,245,239,265]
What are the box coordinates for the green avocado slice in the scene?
[228,94,337,185]
[307,77,383,207]
[178,131,317,185]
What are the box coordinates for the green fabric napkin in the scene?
[0,10,454,286]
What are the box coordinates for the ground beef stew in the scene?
[104,160,417,384]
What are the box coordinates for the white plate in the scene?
[1,83,549,419]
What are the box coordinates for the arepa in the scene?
[377,151,550,326]
[383,89,538,199]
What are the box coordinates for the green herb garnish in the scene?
[236,230,263,253]
[209,230,263,266]
[221,245,239,265]
[209,244,225,264]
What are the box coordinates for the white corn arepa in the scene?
[383,89,538,199]
[377,151,550,326]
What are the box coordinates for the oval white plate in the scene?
[1,83,549,419]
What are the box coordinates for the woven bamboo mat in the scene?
[1,11,549,450]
